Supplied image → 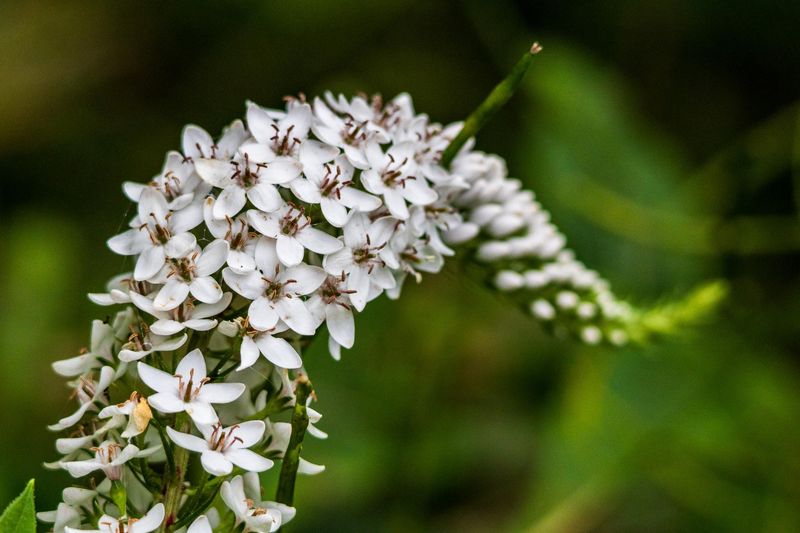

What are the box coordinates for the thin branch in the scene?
[275,374,313,506]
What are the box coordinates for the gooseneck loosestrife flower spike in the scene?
[40,42,724,532]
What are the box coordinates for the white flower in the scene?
[65,503,164,533]
[247,100,312,157]
[221,474,288,533]
[239,322,302,371]
[183,120,248,161]
[203,197,258,273]
[130,292,232,335]
[194,144,301,220]
[37,502,81,533]
[107,188,203,281]
[137,349,245,424]
[361,141,437,219]
[307,275,355,360]
[322,214,398,311]
[88,273,155,306]
[223,237,325,334]
[247,204,342,266]
[51,320,115,377]
[151,239,228,311]
[311,96,390,168]
[167,420,273,476]
[52,416,125,462]
[98,392,153,438]
[48,366,116,431]
[60,440,157,480]
[289,143,381,227]
[117,327,188,363]
[123,151,208,211]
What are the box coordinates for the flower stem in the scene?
[440,42,542,168]
[275,374,313,507]
[159,412,190,533]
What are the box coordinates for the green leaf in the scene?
[0,480,35,533]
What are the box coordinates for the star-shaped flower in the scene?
[137,349,245,424]
[167,420,273,476]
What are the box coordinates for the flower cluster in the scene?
[42,92,642,532]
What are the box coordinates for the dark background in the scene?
[1,1,799,531]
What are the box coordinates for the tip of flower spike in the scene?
[625,280,729,343]
[530,42,543,55]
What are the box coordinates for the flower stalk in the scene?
[440,41,543,167]
[159,413,191,532]
[275,374,314,507]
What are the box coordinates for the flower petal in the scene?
[275,297,316,336]
[248,297,280,331]
[296,227,343,255]
[201,450,233,476]
[186,400,219,425]
[225,448,273,472]
[261,157,302,184]
[214,186,247,219]
[190,276,223,304]
[176,348,207,379]
[276,235,305,266]
[255,334,302,369]
[166,427,209,453]
[326,304,355,349]
[148,392,185,414]
[197,383,246,404]
[247,183,284,212]
[239,336,260,370]
[129,503,165,533]
[134,246,166,281]
[196,239,229,276]
[137,362,179,395]
[153,279,191,311]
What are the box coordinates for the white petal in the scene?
[283,264,326,295]
[138,363,179,395]
[225,448,273,472]
[253,235,280,273]
[298,458,326,475]
[246,102,278,144]
[230,420,266,447]
[276,235,305,266]
[383,188,409,219]
[197,383,245,404]
[275,297,316,336]
[222,268,264,300]
[166,427,209,453]
[201,450,233,476]
[328,336,342,361]
[190,277,223,304]
[134,246,166,281]
[196,239,229,276]
[248,297,279,331]
[239,336,260,370]
[247,210,281,238]
[150,319,184,336]
[228,249,256,273]
[282,103,312,139]
[176,348,207,378]
[148,392,186,414]
[289,178,322,204]
[261,157,302,184]
[60,459,102,478]
[130,503,165,533]
[214,186,247,219]
[183,319,218,331]
[247,182,284,213]
[338,187,382,212]
[221,476,248,518]
[296,227,343,255]
[187,515,213,533]
[153,279,191,311]
[347,267,370,312]
[191,292,233,319]
[107,229,148,255]
[182,125,214,158]
[320,197,348,227]
[402,177,438,205]
[164,232,198,258]
[194,158,234,188]
[186,400,219,425]
[326,304,355,348]
[255,334,302,369]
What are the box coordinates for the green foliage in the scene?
[0,480,35,533]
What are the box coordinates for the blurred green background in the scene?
[2,1,800,531]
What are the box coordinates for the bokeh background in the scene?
[2,1,800,531]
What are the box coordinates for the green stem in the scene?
[275,374,313,506]
[440,41,542,167]
[159,413,191,533]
